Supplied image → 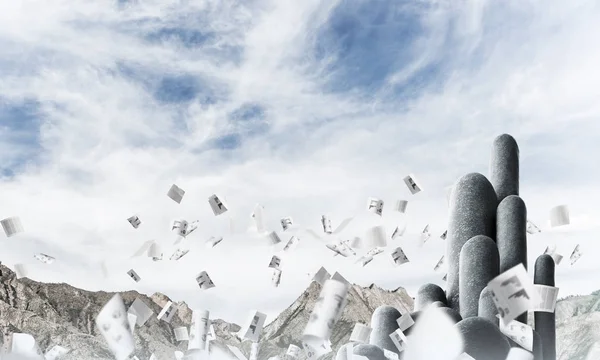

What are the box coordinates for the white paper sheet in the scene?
[395,200,408,213]
[240,311,267,342]
[396,313,415,332]
[487,263,539,326]
[195,271,215,290]
[283,236,300,252]
[167,184,185,204]
[303,279,349,347]
[1,217,24,237]
[249,342,260,360]
[44,345,70,360]
[349,323,372,343]
[499,320,534,351]
[389,329,408,352]
[570,244,582,265]
[188,309,210,350]
[95,294,135,360]
[366,225,387,248]
[506,348,533,360]
[174,327,189,341]
[433,256,445,272]
[366,197,384,216]
[128,298,153,327]
[321,215,333,234]
[549,205,569,227]
[532,284,559,312]
[286,344,302,359]
[127,269,141,282]
[313,267,331,285]
[208,194,228,216]
[33,253,55,264]
[157,301,177,323]
[526,220,541,234]
[127,215,141,229]
[280,217,293,231]
[403,174,422,195]
[268,255,282,270]
[390,247,409,266]
[10,333,44,359]
[272,268,282,287]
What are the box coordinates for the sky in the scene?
[1,0,600,326]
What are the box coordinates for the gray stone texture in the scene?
[535,254,556,360]
[447,172,497,311]
[478,286,499,326]
[490,133,520,203]
[353,344,385,360]
[368,306,402,356]
[455,317,511,360]
[459,235,500,319]
[415,284,447,311]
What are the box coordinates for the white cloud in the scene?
[1,0,600,325]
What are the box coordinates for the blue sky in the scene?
[1,0,600,324]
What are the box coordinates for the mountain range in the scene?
[0,264,598,360]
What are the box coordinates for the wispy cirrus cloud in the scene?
[0,0,599,323]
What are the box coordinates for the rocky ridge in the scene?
[0,264,598,360]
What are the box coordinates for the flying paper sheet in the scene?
[148,242,162,259]
[167,184,185,204]
[543,245,563,265]
[383,349,399,360]
[205,236,224,248]
[331,272,350,287]
[157,301,177,323]
[433,256,445,272]
[499,320,534,351]
[195,271,215,290]
[440,230,447,240]
[570,244,582,265]
[286,344,302,359]
[321,215,333,234]
[127,313,136,334]
[302,339,331,360]
[131,240,154,258]
[303,279,349,349]
[526,220,541,234]
[390,247,409,266]
[396,313,415,332]
[268,231,282,245]
[95,294,135,360]
[532,284,559,312]
[227,345,248,360]
[127,269,141,283]
[127,215,141,229]
[333,217,353,234]
[506,348,534,360]
[252,204,266,233]
[272,268,282,287]
[174,327,190,341]
[389,329,408,352]
[283,236,300,252]
[403,174,422,195]
[312,267,331,285]
[549,205,570,227]
[170,248,189,261]
[395,200,408,213]
[442,273,447,282]
[366,225,387,248]
[249,342,260,360]
[349,323,372,343]
[240,311,267,342]
[487,263,538,326]
[402,307,463,360]
[33,253,55,264]
[172,220,189,237]
[280,217,293,231]
[357,256,374,267]
[44,345,70,360]
[10,333,44,359]
[366,197,384,216]
[128,298,153,327]
[188,310,210,350]
[1,217,24,237]
[268,255,282,270]
[391,224,406,240]
[208,194,228,216]
[326,239,355,257]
